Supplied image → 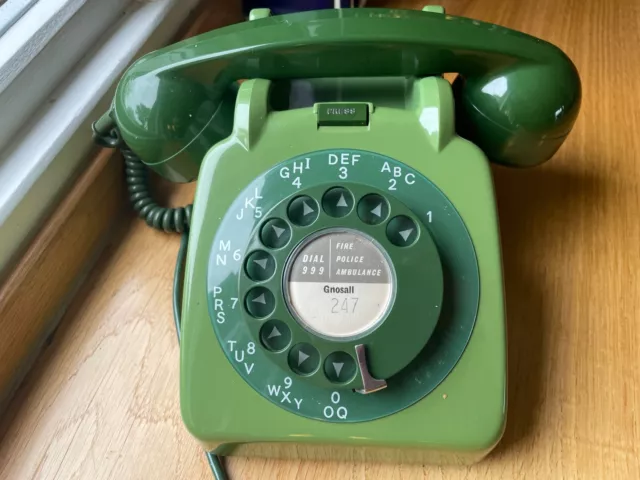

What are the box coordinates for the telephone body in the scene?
[101,6,580,466]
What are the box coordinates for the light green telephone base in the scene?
[179,76,506,465]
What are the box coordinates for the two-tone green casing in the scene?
[179,76,507,464]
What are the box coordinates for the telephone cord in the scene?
[123,146,193,233]
[92,113,192,234]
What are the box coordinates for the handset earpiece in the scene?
[112,75,238,183]
[453,57,581,167]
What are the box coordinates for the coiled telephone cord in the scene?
[92,115,227,480]
[91,114,193,233]
[123,147,193,233]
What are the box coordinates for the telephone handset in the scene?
[109,6,580,182]
[93,5,580,475]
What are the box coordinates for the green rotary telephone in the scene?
[92,5,581,477]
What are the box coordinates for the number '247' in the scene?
[331,297,358,314]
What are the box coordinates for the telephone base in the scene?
[180,76,506,465]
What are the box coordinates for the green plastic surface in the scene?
[179,76,506,464]
[110,7,580,181]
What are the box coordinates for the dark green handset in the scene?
[93,5,580,477]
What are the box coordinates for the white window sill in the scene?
[0,0,201,277]
[0,0,39,36]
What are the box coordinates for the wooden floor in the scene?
[1,0,639,478]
